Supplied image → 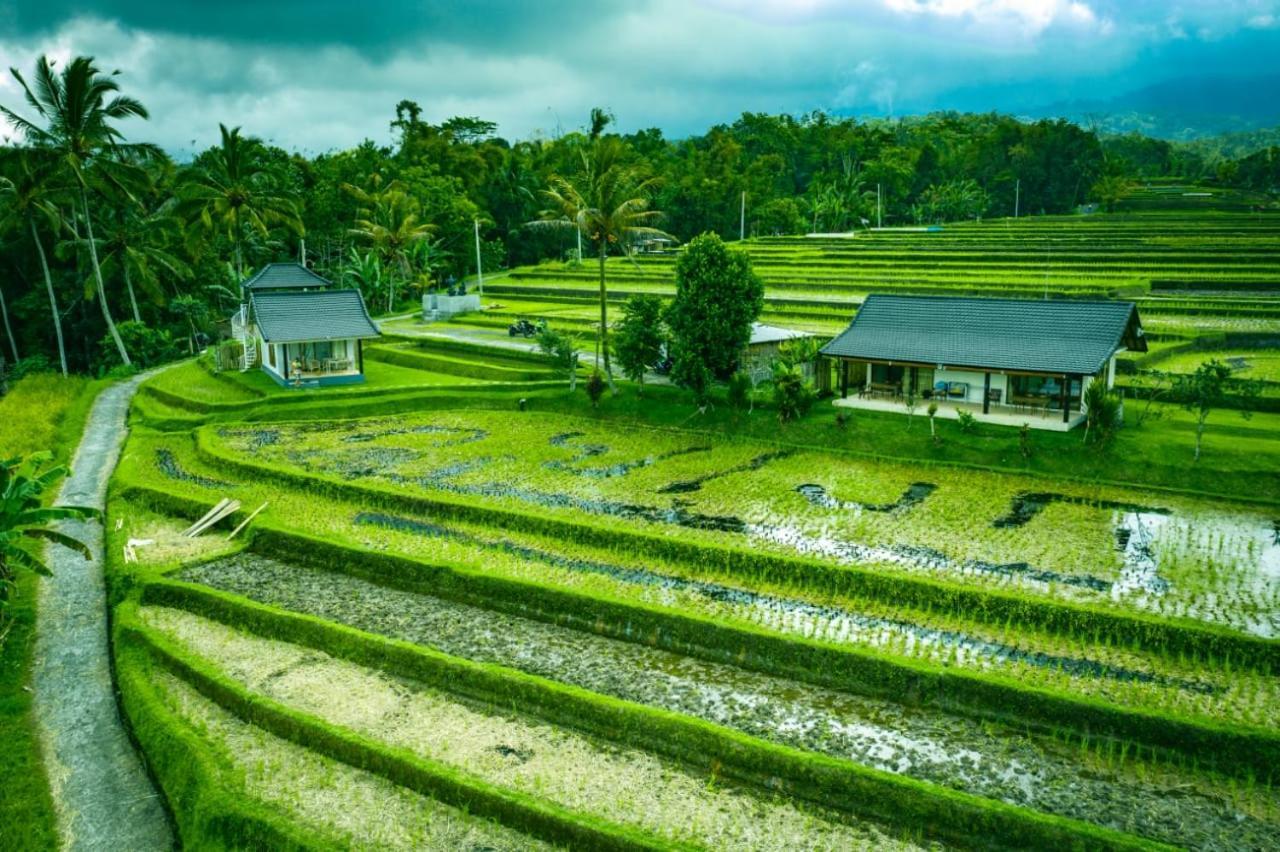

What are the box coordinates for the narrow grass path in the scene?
[32,373,173,851]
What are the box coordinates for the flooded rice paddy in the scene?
[211,411,1280,635]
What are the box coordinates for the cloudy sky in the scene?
[1,1,1277,156]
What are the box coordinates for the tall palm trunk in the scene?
[123,262,142,324]
[30,219,68,375]
[597,241,615,393]
[233,206,244,295]
[81,186,131,367]
[0,281,18,363]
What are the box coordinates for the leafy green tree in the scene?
[666,233,764,393]
[612,294,665,392]
[178,124,303,286]
[534,133,666,392]
[1,453,98,626]
[0,149,68,374]
[537,325,579,392]
[1091,174,1133,213]
[1179,360,1261,462]
[3,55,161,367]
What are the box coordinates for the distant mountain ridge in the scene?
[1030,74,1280,140]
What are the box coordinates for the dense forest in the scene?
[1,55,1277,376]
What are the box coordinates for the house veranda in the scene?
[820,294,1146,432]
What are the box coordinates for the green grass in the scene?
[0,372,109,852]
[1149,349,1280,383]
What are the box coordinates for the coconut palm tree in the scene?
[1,55,161,367]
[1,453,98,623]
[74,198,191,323]
[533,135,666,391]
[178,124,303,290]
[0,149,69,374]
[344,180,436,313]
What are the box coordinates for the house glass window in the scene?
[1010,374,1081,408]
[869,364,905,386]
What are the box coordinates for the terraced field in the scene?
[109,368,1280,849]
[471,211,1280,340]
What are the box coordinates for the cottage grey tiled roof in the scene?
[250,289,381,343]
[242,262,335,291]
[820,294,1144,375]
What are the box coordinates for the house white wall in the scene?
[933,368,1006,404]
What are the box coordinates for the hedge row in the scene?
[188,431,1280,673]
[117,484,1280,784]
[363,344,559,382]
[122,614,683,852]
[141,578,1166,851]
[114,638,323,851]
[133,377,564,429]
[383,333,561,367]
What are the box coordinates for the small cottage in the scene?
[229,263,381,386]
[820,294,1146,430]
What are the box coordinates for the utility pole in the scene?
[576,226,582,263]
[473,219,484,298]
[739,191,746,241]
[876,184,882,229]
[299,238,306,266]
[1014,179,1021,219]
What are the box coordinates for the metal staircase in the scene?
[231,304,256,371]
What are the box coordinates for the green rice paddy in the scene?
[104,207,1280,850]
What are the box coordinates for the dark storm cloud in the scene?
[0,1,1277,154]
[1,0,605,52]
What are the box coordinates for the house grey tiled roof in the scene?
[242,262,334,291]
[820,294,1144,375]
[250,289,381,343]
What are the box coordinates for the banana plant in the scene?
[1,453,99,606]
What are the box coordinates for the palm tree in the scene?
[344,180,435,313]
[0,282,16,365]
[2,55,161,367]
[533,136,666,391]
[1,453,98,622]
[75,198,191,323]
[0,149,68,374]
[178,124,302,290]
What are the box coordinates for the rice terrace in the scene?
[3,5,1280,852]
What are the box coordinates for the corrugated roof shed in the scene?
[242,262,334,291]
[820,294,1144,375]
[250,289,381,343]
[748,323,812,346]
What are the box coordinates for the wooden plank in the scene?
[186,500,241,538]
[180,499,229,536]
[227,502,269,540]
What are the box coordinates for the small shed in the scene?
[741,323,816,384]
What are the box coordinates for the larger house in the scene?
[820,294,1146,430]
[229,262,381,386]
